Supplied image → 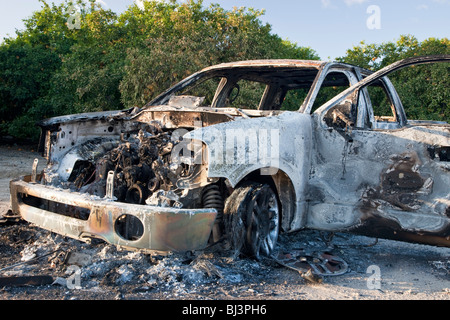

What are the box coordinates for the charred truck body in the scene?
[9,56,450,258]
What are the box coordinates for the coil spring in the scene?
[202,184,224,221]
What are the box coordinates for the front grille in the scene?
[19,193,91,221]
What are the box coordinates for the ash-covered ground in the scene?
[0,145,449,301]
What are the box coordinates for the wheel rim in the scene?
[246,186,279,259]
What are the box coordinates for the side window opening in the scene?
[366,80,397,123]
[363,78,401,130]
[389,63,449,123]
[318,71,355,129]
[312,71,350,113]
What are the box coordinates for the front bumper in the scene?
[10,176,217,252]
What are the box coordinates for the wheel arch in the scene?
[232,168,296,233]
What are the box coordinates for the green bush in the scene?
[0,1,447,142]
[0,0,319,141]
[337,35,449,122]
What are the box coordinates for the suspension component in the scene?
[202,184,224,242]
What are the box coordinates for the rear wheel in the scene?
[224,182,280,260]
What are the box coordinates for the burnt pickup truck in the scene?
[8,55,450,258]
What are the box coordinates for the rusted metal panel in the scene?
[307,56,450,247]
[308,119,450,246]
[7,56,450,256]
[10,177,217,252]
[133,109,235,129]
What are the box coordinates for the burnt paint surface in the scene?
[363,152,430,212]
[310,115,449,247]
[356,151,449,246]
[9,57,450,251]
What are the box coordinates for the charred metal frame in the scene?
[10,176,217,252]
[8,56,450,253]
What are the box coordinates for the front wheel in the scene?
[224,182,280,260]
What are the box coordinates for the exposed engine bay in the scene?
[47,120,223,213]
[34,116,226,244]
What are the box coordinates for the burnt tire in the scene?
[224,182,280,260]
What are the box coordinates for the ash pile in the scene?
[0,223,278,299]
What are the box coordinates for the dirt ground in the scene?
[0,144,449,303]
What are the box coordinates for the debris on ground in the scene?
[64,252,93,267]
[430,260,450,275]
[0,275,54,287]
[0,219,449,300]
[273,249,348,283]
[0,210,22,225]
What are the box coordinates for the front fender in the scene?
[186,111,313,228]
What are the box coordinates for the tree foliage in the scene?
[118,1,319,108]
[0,0,318,140]
[337,35,449,122]
[0,1,448,141]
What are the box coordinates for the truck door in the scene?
[309,64,450,246]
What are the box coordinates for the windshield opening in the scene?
[148,67,322,111]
